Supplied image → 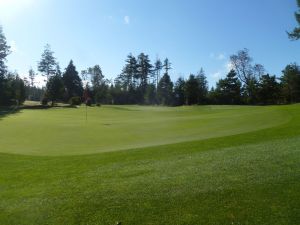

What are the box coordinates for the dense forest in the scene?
[0,26,299,107]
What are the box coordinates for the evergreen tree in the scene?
[3,72,26,106]
[257,74,280,104]
[62,60,83,101]
[46,73,64,106]
[0,26,10,79]
[37,44,57,82]
[184,74,199,105]
[83,65,106,104]
[118,54,138,90]
[174,77,186,106]
[154,58,163,89]
[242,78,259,104]
[137,53,153,98]
[28,68,36,87]
[163,58,172,76]
[281,63,300,103]
[196,68,208,104]
[144,83,156,105]
[215,70,241,104]
[0,26,11,106]
[157,73,173,105]
[288,0,300,40]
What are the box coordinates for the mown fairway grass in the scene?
[0,105,299,224]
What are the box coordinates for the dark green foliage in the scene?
[62,60,83,101]
[117,54,138,91]
[257,74,281,104]
[37,44,57,81]
[114,53,154,104]
[280,63,300,103]
[242,78,259,105]
[157,73,174,105]
[0,72,26,106]
[184,70,208,105]
[0,26,11,106]
[41,97,48,106]
[45,73,64,106]
[144,83,156,105]
[215,70,242,104]
[137,53,153,99]
[163,58,172,75]
[196,68,208,104]
[185,74,199,105]
[154,58,163,89]
[0,26,10,79]
[69,96,82,106]
[173,77,186,106]
[82,65,108,104]
[288,0,300,40]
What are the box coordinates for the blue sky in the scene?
[0,0,299,87]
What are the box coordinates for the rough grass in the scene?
[0,104,299,225]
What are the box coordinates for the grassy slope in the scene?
[0,105,299,225]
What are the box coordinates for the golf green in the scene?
[0,105,290,155]
[0,104,299,225]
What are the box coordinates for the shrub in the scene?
[70,96,82,106]
[85,98,92,106]
[41,97,48,106]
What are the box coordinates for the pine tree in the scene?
[0,26,10,79]
[0,26,11,105]
[288,0,300,40]
[185,74,199,105]
[196,68,208,104]
[258,74,280,104]
[174,77,186,106]
[62,60,83,101]
[157,73,173,105]
[46,73,64,106]
[281,63,300,103]
[38,44,57,82]
[137,53,153,92]
[28,68,36,87]
[154,58,163,89]
[215,70,241,104]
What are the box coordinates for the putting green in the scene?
[0,105,290,156]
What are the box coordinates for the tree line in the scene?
[0,26,299,107]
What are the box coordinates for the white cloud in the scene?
[212,71,222,79]
[217,53,225,60]
[209,52,226,61]
[225,61,234,72]
[124,15,130,25]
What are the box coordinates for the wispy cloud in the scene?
[210,61,233,82]
[210,52,226,61]
[225,61,234,72]
[212,71,222,79]
[124,15,130,25]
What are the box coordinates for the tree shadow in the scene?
[0,104,77,121]
[0,106,21,120]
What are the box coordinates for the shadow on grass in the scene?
[0,104,77,121]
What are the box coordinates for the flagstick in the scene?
[85,103,87,123]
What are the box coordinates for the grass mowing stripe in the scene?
[0,104,299,224]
